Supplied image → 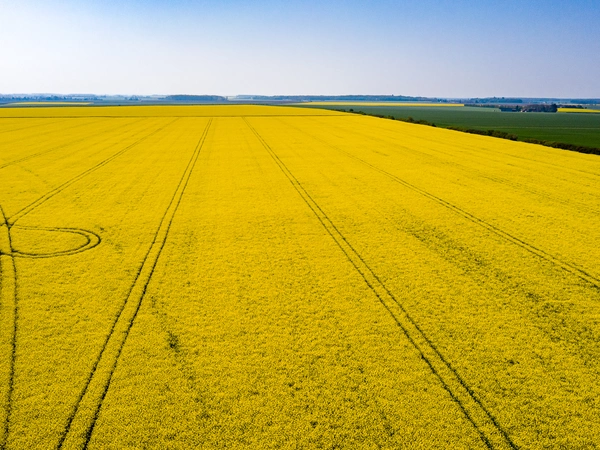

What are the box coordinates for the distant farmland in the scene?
[298,103,600,149]
[1,105,600,449]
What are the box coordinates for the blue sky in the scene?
[1,0,599,97]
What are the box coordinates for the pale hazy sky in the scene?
[1,0,599,97]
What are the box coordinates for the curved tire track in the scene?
[0,117,178,449]
[10,226,101,259]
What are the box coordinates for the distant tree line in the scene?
[238,95,449,102]
[569,99,600,104]
[520,104,558,112]
[468,97,524,104]
[164,95,228,102]
[464,104,500,109]
[0,94,97,102]
[343,109,600,156]
[556,104,587,109]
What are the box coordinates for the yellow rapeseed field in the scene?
[1,105,599,449]
[558,107,600,113]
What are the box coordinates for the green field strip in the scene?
[244,118,516,450]
[304,105,600,149]
[486,126,600,130]
[57,120,212,450]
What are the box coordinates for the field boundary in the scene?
[56,119,213,450]
[331,115,600,180]
[344,110,600,155]
[300,117,600,217]
[243,117,518,450]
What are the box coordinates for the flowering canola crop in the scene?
[558,107,600,113]
[1,105,599,449]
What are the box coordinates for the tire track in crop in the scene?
[280,118,600,290]
[300,117,600,215]
[239,123,399,441]
[0,223,101,450]
[0,118,67,136]
[10,226,101,259]
[56,119,212,450]
[277,119,600,360]
[0,118,105,150]
[349,115,600,179]
[335,146,600,290]
[337,114,600,180]
[0,206,17,450]
[0,118,146,171]
[7,118,178,226]
[244,118,517,450]
[0,118,177,448]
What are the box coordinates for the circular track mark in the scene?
[10,226,101,258]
